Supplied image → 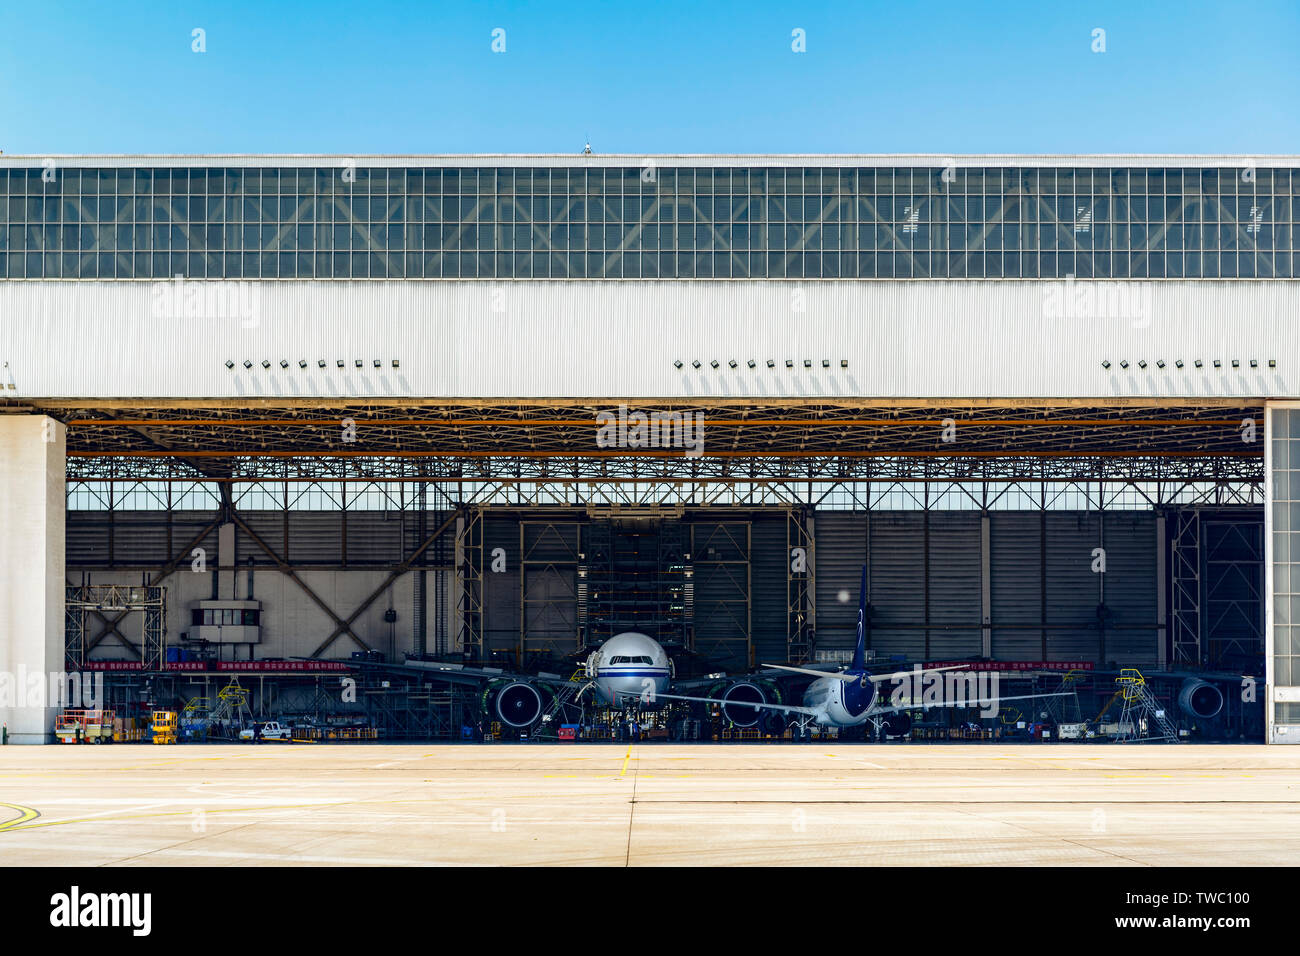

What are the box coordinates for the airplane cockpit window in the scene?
[609,656,655,665]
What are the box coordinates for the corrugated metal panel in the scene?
[1100,512,1158,666]
[750,515,787,668]
[342,511,406,565]
[483,515,519,658]
[991,513,1044,659]
[868,513,925,659]
[65,517,110,566]
[3,281,1298,400]
[66,513,221,567]
[236,511,288,566]
[813,512,867,654]
[927,512,982,658]
[1045,513,1103,661]
[284,512,338,564]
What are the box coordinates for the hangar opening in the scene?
[44,399,1266,743]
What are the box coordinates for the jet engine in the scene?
[491,681,546,728]
[716,681,777,728]
[1178,678,1224,720]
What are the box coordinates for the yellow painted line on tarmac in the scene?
[0,801,345,834]
[0,803,40,831]
[620,745,633,777]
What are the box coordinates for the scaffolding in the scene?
[65,584,167,670]
[787,509,815,664]
[456,507,485,661]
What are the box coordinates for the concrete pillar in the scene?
[1266,403,1300,743]
[0,416,66,744]
[217,522,236,600]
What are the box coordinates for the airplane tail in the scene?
[851,564,868,671]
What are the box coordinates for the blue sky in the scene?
[1,0,1296,154]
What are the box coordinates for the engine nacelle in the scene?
[493,681,545,728]
[718,681,774,728]
[1178,679,1224,720]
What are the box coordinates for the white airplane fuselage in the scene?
[586,631,673,706]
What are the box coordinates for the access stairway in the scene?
[1113,669,1180,743]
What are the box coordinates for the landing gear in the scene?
[789,717,815,742]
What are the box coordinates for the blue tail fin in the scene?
[851,565,868,671]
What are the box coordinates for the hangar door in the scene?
[814,511,1158,666]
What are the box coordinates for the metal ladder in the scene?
[1114,669,1179,743]
[531,669,588,740]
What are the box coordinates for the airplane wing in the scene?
[349,659,580,690]
[760,663,969,683]
[649,691,821,718]
[869,691,1069,717]
[760,663,859,682]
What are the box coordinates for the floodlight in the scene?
[225,359,235,369]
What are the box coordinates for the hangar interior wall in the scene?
[813,512,1160,666]
[66,506,1263,673]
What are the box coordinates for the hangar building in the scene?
[0,154,1293,742]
